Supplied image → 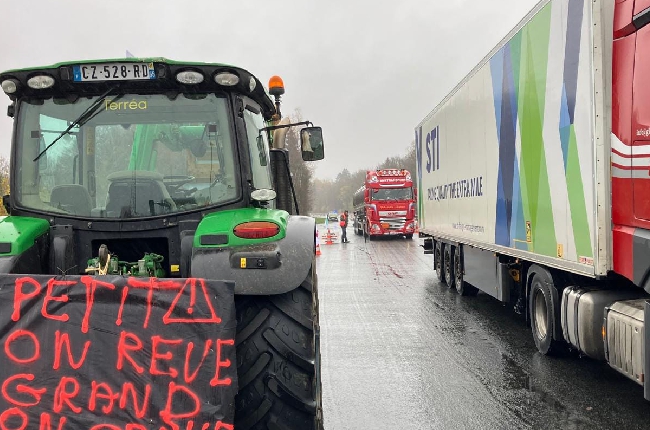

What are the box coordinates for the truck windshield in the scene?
[372,188,412,201]
[14,93,239,219]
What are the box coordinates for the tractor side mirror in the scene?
[300,126,324,161]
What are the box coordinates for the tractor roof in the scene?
[0,57,276,118]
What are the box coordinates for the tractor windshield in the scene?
[14,93,239,218]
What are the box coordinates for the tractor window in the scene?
[243,109,273,192]
[14,93,239,218]
[36,115,81,207]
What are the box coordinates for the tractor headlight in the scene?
[27,75,55,89]
[214,72,239,86]
[1,79,18,94]
[176,70,204,84]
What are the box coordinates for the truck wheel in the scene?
[443,244,454,287]
[405,234,413,239]
[528,269,562,356]
[234,260,323,430]
[453,246,477,296]
[434,241,444,282]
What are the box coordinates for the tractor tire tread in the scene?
[235,265,322,430]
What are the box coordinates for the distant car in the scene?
[327,213,338,222]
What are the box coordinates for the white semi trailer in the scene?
[416,0,650,399]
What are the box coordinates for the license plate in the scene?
[381,223,390,229]
[73,62,155,82]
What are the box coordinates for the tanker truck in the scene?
[352,169,416,239]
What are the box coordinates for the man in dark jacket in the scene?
[340,210,349,243]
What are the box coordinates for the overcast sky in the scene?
[0,0,539,180]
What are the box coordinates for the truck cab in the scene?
[353,169,416,239]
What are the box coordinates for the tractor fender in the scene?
[190,215,315,295]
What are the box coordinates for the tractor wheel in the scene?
[234,259,323,430]
[405,234,413,240]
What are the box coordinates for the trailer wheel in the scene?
[529,269,561,356]
[453,246,477,296]
[234,259,323,430]
[434,241,444,282]
[443,244,454,287]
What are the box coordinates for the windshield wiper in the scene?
[33,86,119,162]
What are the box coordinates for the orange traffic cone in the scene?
[325,229,334,245]
[316,229,322,255]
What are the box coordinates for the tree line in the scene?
[0,156,8,216]
[309,141,416,215]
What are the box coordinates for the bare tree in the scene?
[284,109,315,215]
[310,141,416,214]
[0,156,9,216]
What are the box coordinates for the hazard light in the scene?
[268,75,285,96]
[233,221,280,239]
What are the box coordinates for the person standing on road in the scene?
[340,210,349,243]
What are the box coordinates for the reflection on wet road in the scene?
[317,231,650,430]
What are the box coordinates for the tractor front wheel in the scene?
[234,260,323,430]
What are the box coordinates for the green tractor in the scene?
[0,59,324,429]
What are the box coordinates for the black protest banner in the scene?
[0,275,236,430]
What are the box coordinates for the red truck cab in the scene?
[612,0,650,287]
[352,169,416,239]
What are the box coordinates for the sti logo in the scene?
[415,125,440,174]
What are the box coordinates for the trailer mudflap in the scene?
[422,237,434,254]
[0,275,237,429]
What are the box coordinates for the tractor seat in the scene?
[105,171,177,217]
[50,184,93,216]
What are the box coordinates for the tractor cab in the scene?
[0,58,325,277]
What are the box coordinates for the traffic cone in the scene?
[325,229,334,245]
[316,229,322,255]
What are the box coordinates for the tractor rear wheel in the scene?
[234,259,323,430]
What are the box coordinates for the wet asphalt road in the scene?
[316,227,650,430]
